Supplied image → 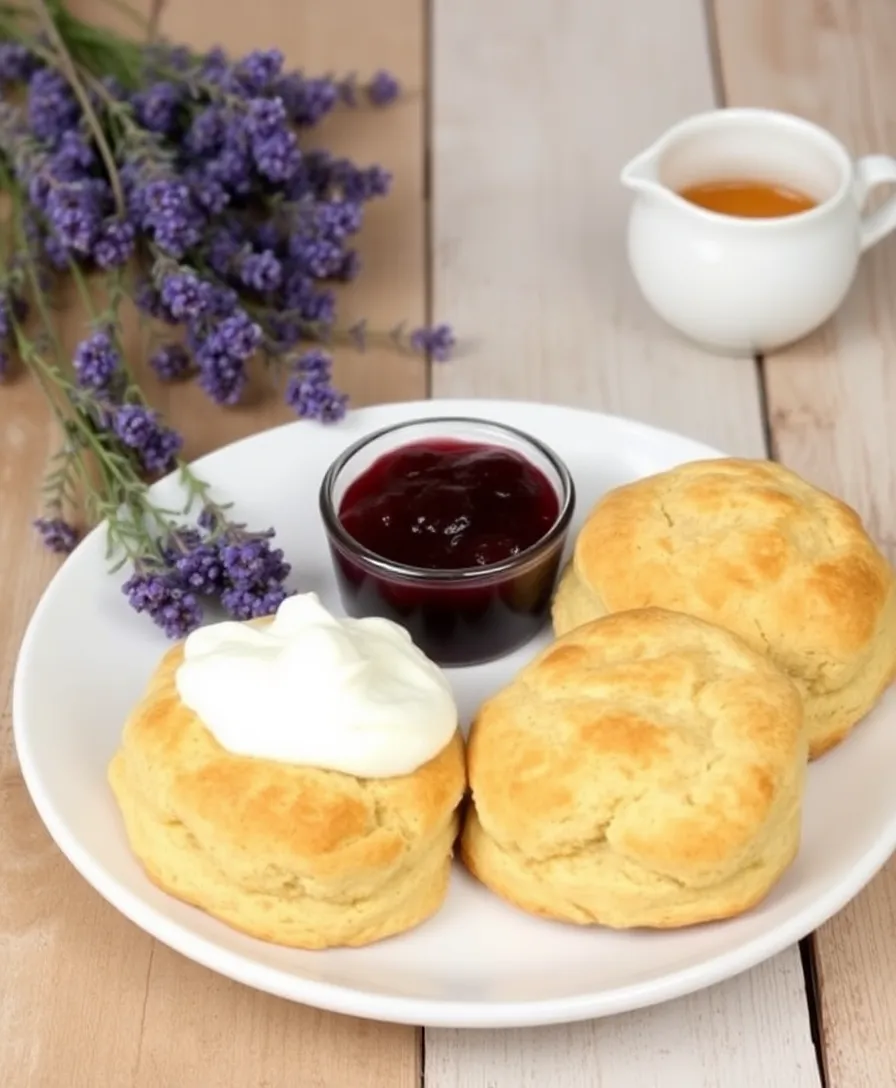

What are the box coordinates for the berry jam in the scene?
[339,440,560,570]
[326,438,571,666]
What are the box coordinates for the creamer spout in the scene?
[620,144,666,197]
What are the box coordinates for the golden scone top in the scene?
[108,633,467,949]
[122,637,465,866]
[554,458,896,757]
[468,608,806,884]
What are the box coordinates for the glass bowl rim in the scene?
[317,415,577,584]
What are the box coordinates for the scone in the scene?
[462,608,807,929]
[109,596,467,950]
[553,458,896,758]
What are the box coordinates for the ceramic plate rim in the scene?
[13,398,896,1029]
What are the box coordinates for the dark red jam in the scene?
[339,440,559,570]
[327,438,570,666]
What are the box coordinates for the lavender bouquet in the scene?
[0,0,452,638]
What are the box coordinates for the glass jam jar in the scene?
[318,416,576,667]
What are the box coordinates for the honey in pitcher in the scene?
[678,179,817,218]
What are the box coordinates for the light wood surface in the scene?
[2,0,896,1083]
[427,1,818,1084]
[714,1,896,1084]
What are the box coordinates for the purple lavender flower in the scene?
[221,583,289,620]
[185,105,227,156]
[123,507,293,635]
[0,44,38,84]
[233,49,284,94]
[252,130,302,182]
[49,132,96,180]
[410,323,456,362]
[217,310,263,360]
[196,46,229,82]
[291,347,331,380]
[194,339,248,406]
[150,344,193,382]
[239,250,282,292]
[160,271,212,320]
[27,68,79,146]
[281,273,336,326]
[288,233,344,278]
[220,536,291,588]
[367,70,400,107]
[286,377,348,422]
[205,284,239,317]
[45,179,108,254]
[201,114,254,194]
[285,348,348,422]
[205,225,242,277]
[34,516,79,554]
[191,310,261,403]
[174,541,227,595]
[316,199,363,240]
[132,179,204,259]
[122,570,203,638]
[182,167,230,214]
[274,73,338,126]
[245,98,301,182]
[301,286,336,326]
[93,219,135,269]
[113,405,183,474]
[331,160,391,203]
[133,81,182,135]
[160,526,203,566]
[74,331,120,390]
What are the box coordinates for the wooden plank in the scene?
[713,1,896,1085]
[427,958,817,1088]
[0,1,427,1085]
[427,0,821,1085]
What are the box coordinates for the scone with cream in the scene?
[109,593,466,949]
[462,608,807,929]
[553,458,896,758]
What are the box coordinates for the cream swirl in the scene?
[174,593,457,777]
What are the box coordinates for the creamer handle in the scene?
[855,155,896,252]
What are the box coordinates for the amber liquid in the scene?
[678,179,817,218]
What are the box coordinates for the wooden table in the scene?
[3,0,896,1084]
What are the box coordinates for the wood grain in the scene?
[713,1,896,1084]
[0,1,426,1085]
[427,0,820,1085]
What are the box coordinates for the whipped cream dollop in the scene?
[174,593,457,777]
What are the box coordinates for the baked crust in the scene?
[109,640,466,949]
[462,608,807,929]
[552,458,896,758]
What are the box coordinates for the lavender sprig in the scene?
[0,4,455,638]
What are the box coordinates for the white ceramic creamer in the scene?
[621,108,896,354]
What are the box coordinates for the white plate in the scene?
[13,399,896,1029]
